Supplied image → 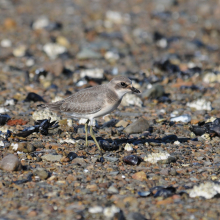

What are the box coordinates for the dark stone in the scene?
[24,92,46,102]
[127,212,147,220]
[67,152,78,161]
[123,155,142,165]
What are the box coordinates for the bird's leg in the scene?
[85,119,90,147]
[90,124,103,157]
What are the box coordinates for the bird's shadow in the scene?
[74,133,190,151]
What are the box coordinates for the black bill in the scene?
[131,86,140,93]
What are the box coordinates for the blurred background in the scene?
[0,0,220,101]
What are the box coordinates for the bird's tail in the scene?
[37,100,64,112]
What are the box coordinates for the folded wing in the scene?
[46,86,106,115]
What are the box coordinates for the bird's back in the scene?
[46,85,108,115]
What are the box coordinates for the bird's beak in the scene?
[130,85,140,93]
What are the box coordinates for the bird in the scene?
[43,76,140,156]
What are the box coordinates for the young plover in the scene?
[44,76,140,155]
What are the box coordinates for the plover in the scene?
[44,76,140,155]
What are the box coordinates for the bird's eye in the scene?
[121,82,127,87]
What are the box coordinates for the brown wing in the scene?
[46,85,106,115]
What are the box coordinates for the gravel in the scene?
[1,0,220,219]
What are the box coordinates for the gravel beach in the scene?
[1,0,220,219]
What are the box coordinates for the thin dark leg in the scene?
[85,119,90,147]
[90,125,103,156]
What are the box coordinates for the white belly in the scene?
[87,100,121,119]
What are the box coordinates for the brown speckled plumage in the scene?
[45,76,139,119]
[43,76,140,155]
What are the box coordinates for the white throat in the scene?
[115,89,130,99]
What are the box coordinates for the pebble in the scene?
[41,154,62,162]
[108,185,119,194]
[189,181,220,199]
[170,114,191,123]
[80,68,104,79]
[144,152,171,164]
[105,10,129,24]
[88,206,103,214]
[59,139,76,144]
[187,99,212,111]
[142,84,164,98]
[104,51,119,63]
[121,93,143,107]
[1,39,12,48]
[56,36,70,48]
[76,48,102,60]
[12,45,27,57]
[32,16,50,29]
[32,109,61,122]
[1,1,220,219]
[123,155,141,165]
[43,43,67,59]
[0,154,22,171]
[203,72,220,83]
[33,168,49,180]
[132,171,147,181]
[127,212,147,220]
[115,120,129,128]
[10,142,30,153]
[124,143,133,151]
[0,107,9,113]
[103,205,120,218]
[4,99,15,106]
[124,117,150,134]
[0,114,11,125]
[104,156,118,162]
[0,141,4,147]
[67,152,78,161]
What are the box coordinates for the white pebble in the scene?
[1,39,12,48]
[26,59,35,67]
[0,141,4,147]
[187,99,212,111]
[121,93,142,107]
[88,206,103,214]
[170,110,179,117]
[103,205,120,218]
[32,16,50,30]
[170,114,191,123]
[59,139,76,144]
[67,119,73,127]
[205,117,216,123]
[157,38,167,48]
[106,11,123,24]
[0,107,9,113]
[11,143,18,151]
[43,43,67,59]
[13,45,27,57]
[144,152,170,164]
[4,99,15,106]
[80,68,104,79]
[33,109,61,122]
[189,181,220,199]
[104,51,119,62]
[124,143,133,151]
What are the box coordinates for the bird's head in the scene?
[108,76,140,98]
